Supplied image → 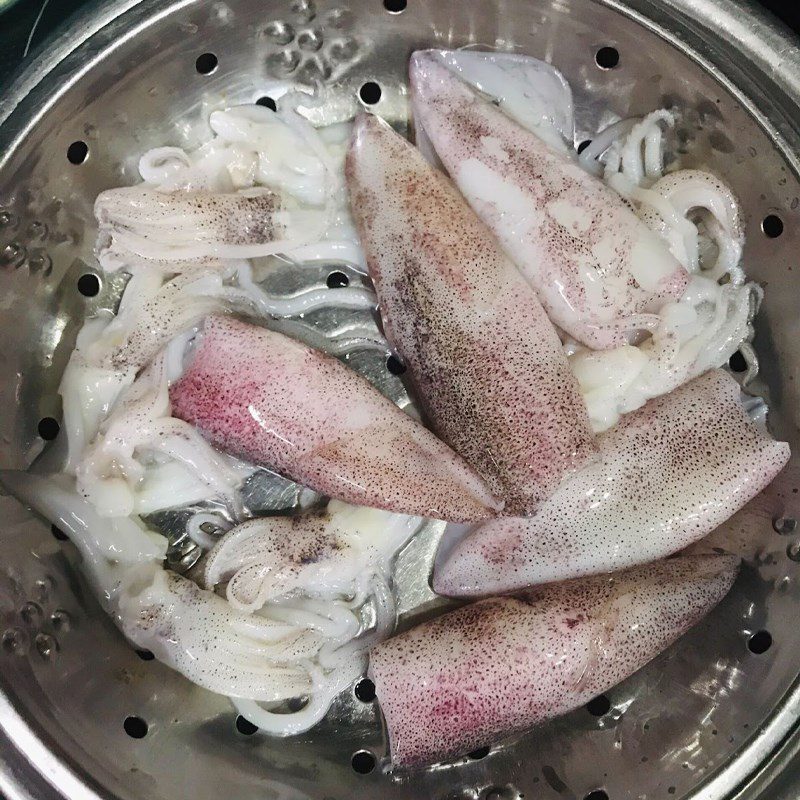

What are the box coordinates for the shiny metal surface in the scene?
[1,1,800,799]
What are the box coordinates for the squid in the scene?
[202,501,421,613]
[117,562,320,702]
[97,103,357,270]
[370,553,739,767]
[562,111,762,430]
[2,474,300,702]
[170,315,499,522]
[94,185,324,262]
[0,473,324,702]
[435,370,789,597]
[346,113,596,514]
[409,50,689,350]
[76,346,252,518]
[0,471,415,723]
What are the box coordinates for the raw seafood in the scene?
[347,113,596,514]
[76,346,251,518]
[170,315,499,522]
[410,50,689,350]
[203,500,420,613]
[371,554,739,766]
[1,471,415,731]
[435,369,789,596]
[571,114,760,431]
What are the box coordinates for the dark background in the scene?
[0,0,799,88]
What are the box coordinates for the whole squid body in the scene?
[409,50,690,350]
[170,315,498,522]
[346,113,596,514]
[371,553,739,766]
[435,369,789,596]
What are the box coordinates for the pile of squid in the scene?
[1,48,789,767]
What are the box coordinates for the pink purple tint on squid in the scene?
[435,369,789,596]
[15,38,790,770]
[170,315,499,522]
[346,113,596,514]
[370,554,739,767]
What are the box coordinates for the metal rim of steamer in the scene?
[1,1,800,799]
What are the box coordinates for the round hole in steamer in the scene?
[51,524,68,542]
[256,96,277,111]
[728,350,747,373]
[235,715,259,735]
[359,81,382,105]
[762,214,784,238]
[78,272,100,297]
[584,791,609,800]
[77,273,101,297]
[586,694,611,716]
[123,716,149,738]
[37,418,60,441]
[326,270,349,288]
[595,47,620,70]
[773,516,797,535]
[383,0,407,12]
[354,678,376,702]
[136,649,155,661]
[351,750,376,774]
[386,355,406,375]
[195,52,219,75]
[577,139,592,154]
[67,141,89,165]
[747,630,772,654]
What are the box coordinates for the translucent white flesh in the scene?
[0,471,165,599]
[33,49,778,750]
[569,113,759,431]
[75,349,252,519]
[427,49,575,152]
[1,471,414,716]
[203,501,421,612]
[410,50,688,350]
[435,370,789,596]
[371,554,739,766]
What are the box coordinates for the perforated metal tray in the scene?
[1,1,800,799]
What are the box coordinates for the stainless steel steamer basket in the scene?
[1,1,800,798]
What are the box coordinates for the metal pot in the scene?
[1,1,799,798]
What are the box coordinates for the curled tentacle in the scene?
[202,502,420,612]
[638,169,745,281]
[578,118,638,176]
[572,278,762,431]
[620,110,675,186]
[138,147,193,185]
[570,116,759,428]
[76,351,252,518]
[116,563,318,701]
